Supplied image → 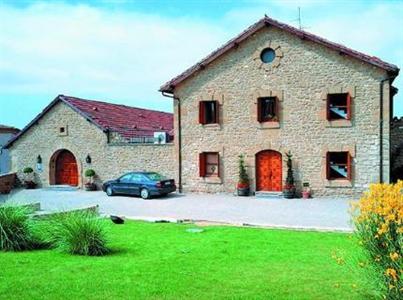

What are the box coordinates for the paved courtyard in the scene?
[0,189,356,232]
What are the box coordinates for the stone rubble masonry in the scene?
[391,117,403,176]
[9,102,175,188]
[173,25,392,197]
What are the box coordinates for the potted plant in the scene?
[302,182,311,199]
[22,167,36,189]
[283,151,295,199]
[237,154,250,196]
[84,169,97,191]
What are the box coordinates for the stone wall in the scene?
[9,102,175,188]
[391,117,403,182]
[173,25,391,197]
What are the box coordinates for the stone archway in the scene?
[255,150,282,192]
[49,149,79,186]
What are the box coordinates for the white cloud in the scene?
[0,2,230,111]
[0,0,402,119]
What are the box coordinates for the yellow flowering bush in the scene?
[353,181,402,299]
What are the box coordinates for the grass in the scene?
[0,221,379,299]
[43,211,110,256]
[0,205,35,251]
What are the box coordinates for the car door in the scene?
[113,173,133,194]
[127,173,143,195]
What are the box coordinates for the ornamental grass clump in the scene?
[0,205,34,251]
[50,211,109,256]
[353,181,402,299]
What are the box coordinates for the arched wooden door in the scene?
[256,150,282,191]
[55,150,78,186]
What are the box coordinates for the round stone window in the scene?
[260,48,276,63]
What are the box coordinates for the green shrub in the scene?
[50,211,109,256]
[0,206,34,251]
[85,169,96,178]
[23,167,33,174]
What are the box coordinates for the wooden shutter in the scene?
[326,95,330,120]
[326,152,330,180]
[214,101,219,124]
[199,102,205,124]
[199,153,206,177]
[347,152,352,181]
[346,93,352,120]
[216,153,220,177]
[257,98,262,122]
[275,97,279,121]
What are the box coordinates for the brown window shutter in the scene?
[326,95,330,120]
[275,97,279,121]
[346,93,352,120]
[347,152,352,181]
[199,102,205,124]
[199,153,206,177]
[326,152,330,180]
[216,153,220,177]
[257,98,262,122]
[214,101,219,124]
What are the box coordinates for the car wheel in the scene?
[106,186,114,196]
[140,188,150,199]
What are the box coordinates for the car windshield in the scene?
[145,172,166,181]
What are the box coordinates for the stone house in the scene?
[160,16,400,197]
[391,116,403,182]
[4,95,175,188]
[0,125,20,174]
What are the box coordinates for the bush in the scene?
[0,206,34,251]
[49,211,109,256]
[84,169,95,178]
[353,182,402,299]
[23,167,33,174]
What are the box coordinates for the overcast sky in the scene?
[1,0,402,129]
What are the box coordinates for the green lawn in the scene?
[0,221,377,299]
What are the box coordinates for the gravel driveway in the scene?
[1,189,355,232]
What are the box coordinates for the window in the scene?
[119,173,133,183]
[199,152,220,177]
[199,101,219,125]
[327,93,351,120]
[257,97,278,122]
[260,48,276,63]
[59,127,65,133]
[326,152,352,180]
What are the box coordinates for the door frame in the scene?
[49,149,80,186]
[255,150,283,192]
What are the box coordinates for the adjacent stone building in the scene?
[391,117,403,182]
[4,95,174,188]
[0,125,20,174]
[160,16,400,197]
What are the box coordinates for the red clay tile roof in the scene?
[4,95,173,148]
[61,96,173,139]
[160,16,399,93]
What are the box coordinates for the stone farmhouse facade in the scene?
[160,16,400,197]
[0,125,20,174]
[4,95,174,188]
[3,16,400,197]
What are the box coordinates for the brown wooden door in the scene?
[256,150,282,191]
[56,151,78,186]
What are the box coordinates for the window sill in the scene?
[325,120,352,128]
[257,121,280,129]
[201,176,223,184]
[200,123,221,130]
[325,179,352,188]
